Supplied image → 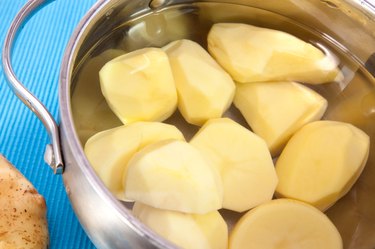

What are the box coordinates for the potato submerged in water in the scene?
[72,49,124,144]
[207,23,342,84]
[90,21,367,249]
[234,81,328,156]
[163,39,235,126]
[99,48,177,124]
[276,120,370,211]
[125,140,223,214]
[229,199,343,249]
[190,118,278,212]
[84,122,185,200]
[133,202,228,249]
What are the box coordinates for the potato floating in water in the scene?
[125,140,223,214]
[207,23,342,84]
[234,81,327,156]
[133,202,228,249]
[84,122,184,200]
[276,120,370,210]
[163,39,235,126]
[190,118,277,212]
[229,199,343,249]
[99,48,177,124]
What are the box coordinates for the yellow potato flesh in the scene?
[276,120,370,210]
[71,49,124,143]
[84,122,184,200]
[133,202,228,249]
[190,118,277,212]
[99,48,177,124]
[207,23,342,84]
[229,199,343,249]
[90,25,366,247]
[125,140,223,214]
[234,81,327,156]
[163,39,235,125]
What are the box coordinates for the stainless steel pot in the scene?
[3,0,375,248]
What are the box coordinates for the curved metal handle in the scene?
[2,0,63,174]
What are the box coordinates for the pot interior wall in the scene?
[69,1,375,248]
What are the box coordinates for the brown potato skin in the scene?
[0,155,49,249]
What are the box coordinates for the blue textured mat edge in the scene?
[0,1,97,248]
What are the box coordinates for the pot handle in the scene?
[2,0,63,174]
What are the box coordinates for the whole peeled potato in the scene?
[0,155,49,248]
[207,23,342,84]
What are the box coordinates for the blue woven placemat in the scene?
[1,0,96,248]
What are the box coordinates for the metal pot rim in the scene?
[3,0,375,248]
[59,0,173,247]
[59,0,375,247]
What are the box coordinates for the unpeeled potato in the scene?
[0,155,49,249]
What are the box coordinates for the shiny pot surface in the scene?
[4,0,375,248]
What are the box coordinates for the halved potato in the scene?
[229,199,342,249]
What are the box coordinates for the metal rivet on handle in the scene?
[44,144,63,174]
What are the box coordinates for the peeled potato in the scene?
[234,81,328,156]
[276,120,370,210]
[84,122,184,200]
[229,199,342,249]
[0,155,49,249]
[163,39,235,125]
[99,48,177,124]
[207,23,342,84]
[71,49,124,144]
[125,140,223,214]
[133,202,228,249]
[190,118,277,212]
